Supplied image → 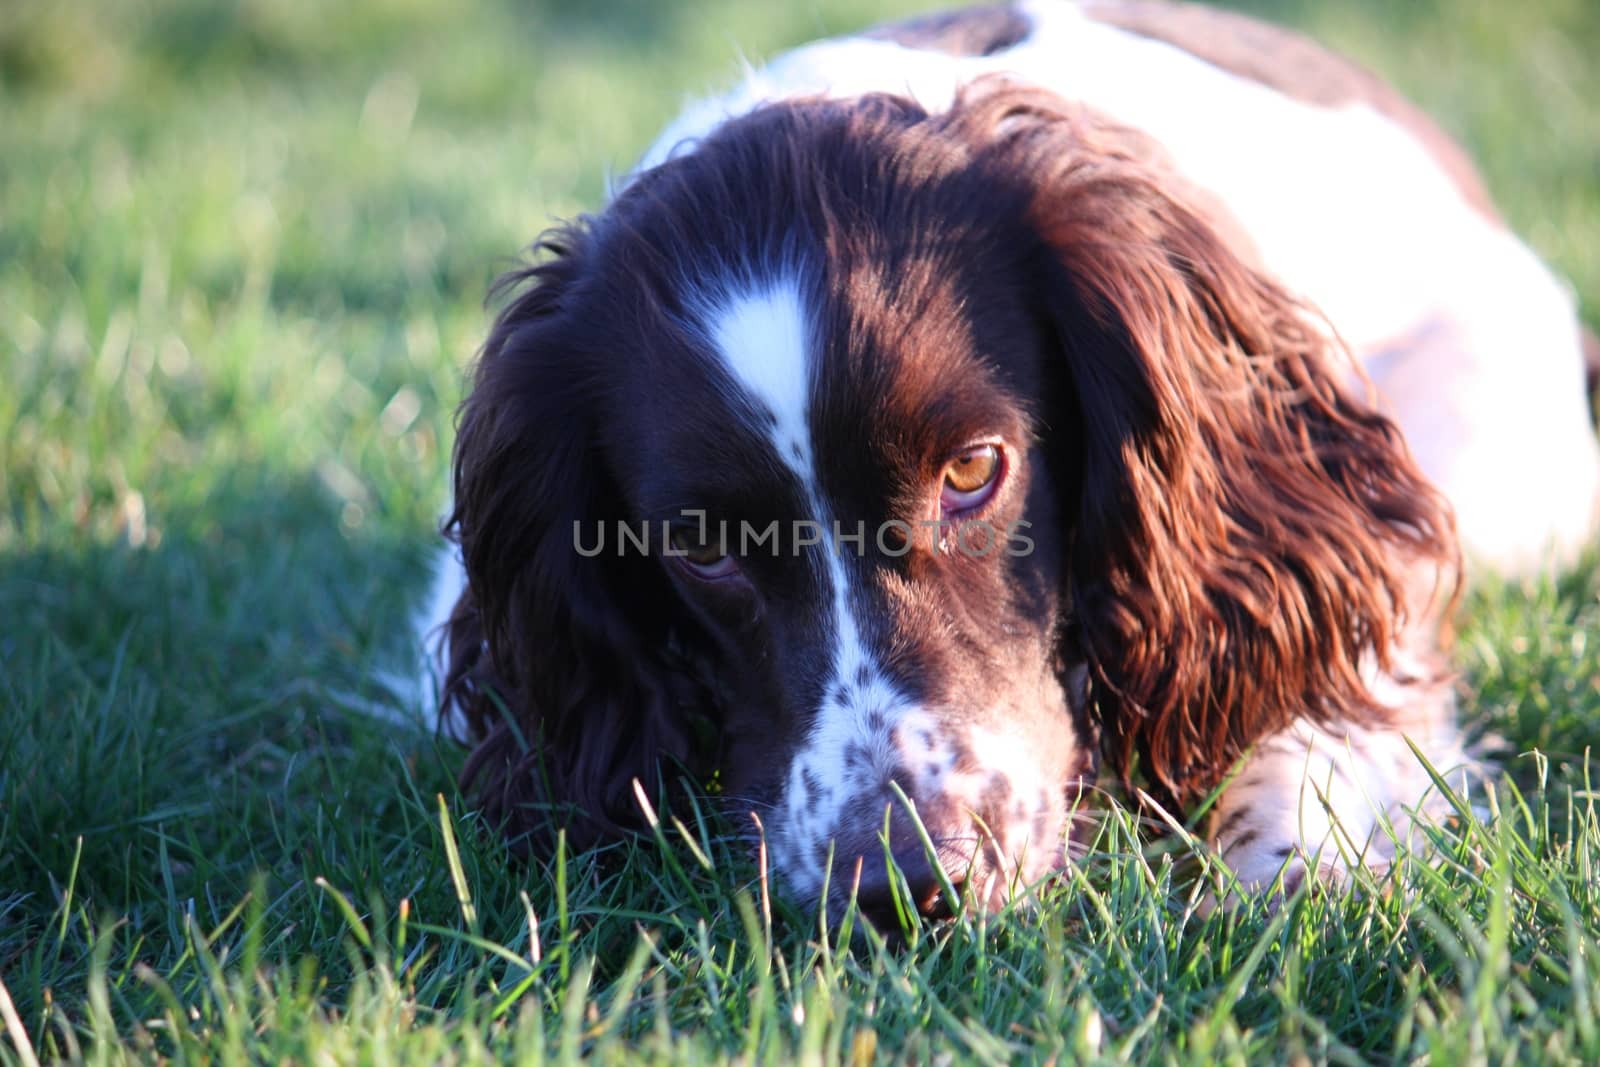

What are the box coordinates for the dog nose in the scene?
[840,794,995,929]
[832,777,1069,930]
[852,846,963,929]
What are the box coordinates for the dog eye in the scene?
[940,444,1003,514]
[668,527,738,580]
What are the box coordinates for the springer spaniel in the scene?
[420,1,1600,919]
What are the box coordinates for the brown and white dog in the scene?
[419,1,1600,920]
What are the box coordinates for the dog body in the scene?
[425,1,1599,917]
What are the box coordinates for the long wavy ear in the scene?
[953,86,1457,805]
[445,226,716,850]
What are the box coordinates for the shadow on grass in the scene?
[0,467,767,1038]
[0,466,457,943]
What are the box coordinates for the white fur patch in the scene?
[1210,655,1473,892]
[418,543,473,742]
[368,541,473,740]
[706,283,816,475]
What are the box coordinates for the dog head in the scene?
[444,82,1453,921]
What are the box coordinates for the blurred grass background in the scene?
[2,0,1598,1061]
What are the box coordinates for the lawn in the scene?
[3,0,1599,1062]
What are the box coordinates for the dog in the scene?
[420,0,1600,921]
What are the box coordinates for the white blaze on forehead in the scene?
[700,279,857,649]
[700,277,869,664]
[707,282,815,471]
[701,277,920,899]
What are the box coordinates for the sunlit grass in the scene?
[3,0,1598,1061]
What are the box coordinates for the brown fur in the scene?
[864,3,1034,57]
[943,85,1458,804]
[444,230,723,850]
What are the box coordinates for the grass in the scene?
[3,0,1599,1061]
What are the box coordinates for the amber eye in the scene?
[940,444,1003,514]
[669,526,737,580]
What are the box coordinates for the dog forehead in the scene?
[671,266,1034,513]
[687,272,960,486]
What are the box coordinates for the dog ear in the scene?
[445,226,717,850]
[955,87,1456,806]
